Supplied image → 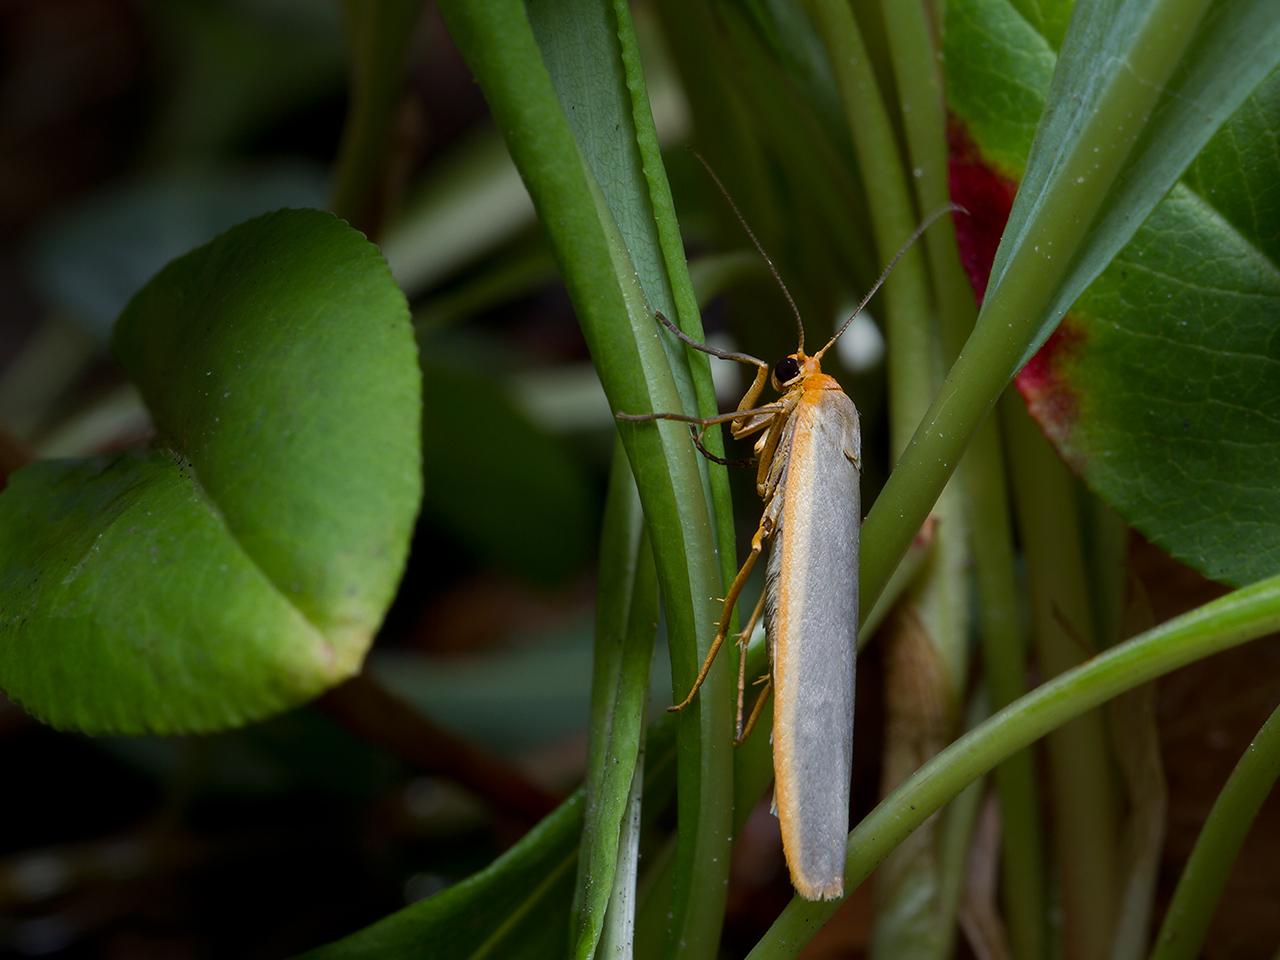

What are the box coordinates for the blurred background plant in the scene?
[0,1,1277,958]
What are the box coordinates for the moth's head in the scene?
[771,353,819,392]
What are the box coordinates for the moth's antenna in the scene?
[693,151,806,354]
[814,204,968,361]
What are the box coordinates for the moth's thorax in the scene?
[779,353,842,402]
[772,351,831,394]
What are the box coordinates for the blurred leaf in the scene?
[0,210,421,733]
[413,239,556,334]
[101,705,401,799]
[572,446,657,959]
[302,708,683,958]
[382,132,536,299]
[371,623,596,755]
[420,342,597,586]
[301,791,582,959]
[144,0,345,157]
[0,319,99,441]
[29,164,327,337]
[946,0,1280,586]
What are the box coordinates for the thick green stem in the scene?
[436,4,736,956]
[968,414,1046,960]
[1004,399,1120,960]
[1152,701,1280,960]
[746,573,1280,959]
[881,6,1047,952]
[329,0,423,235]
[807,0,932,454]
[879,0,974,366]
[572,443,658,959]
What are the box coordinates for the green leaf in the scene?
[571,445,658,959]
[419,342,597,586]
[301,709,684,958]
[145,0,345,158]
[946,1,1280,585]
[299,792,583,959]
[1031,76,1280,586]
[0,209,421,733]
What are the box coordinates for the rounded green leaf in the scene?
[0,209,422,733]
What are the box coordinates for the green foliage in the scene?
[7,0,1280,955]
[420,348,596,585]
[436,2,740,955]
[301,793,582,959]
[947,0,1280,586]
[0,210,421,733]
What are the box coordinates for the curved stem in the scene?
[746,573,1280,959]
[1151,700,1280,960]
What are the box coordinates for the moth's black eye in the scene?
[774,357,801,384]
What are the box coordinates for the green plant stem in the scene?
[745,573,1280,959]
[436,5,736,956]
[1004,398,1120,960]
[879,7,1049,949]
[879,0,974,365]
[329,0,422,235]
[572,443,658,959]
[807,0,932,454]
[967,415,1046,960]
[814,7,970,956]
[1152,701,1280,960]
[608,7,745,954]
[935,699,990,960]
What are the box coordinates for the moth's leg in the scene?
[734,590,768,741]
[689,424,753,469]
[652,309,772,430]
[736,676,773,746]
[615,404,783,427]
[754,420,784,496]
[669,511,774,713]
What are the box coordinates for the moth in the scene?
[619,169,955,899]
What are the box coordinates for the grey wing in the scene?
[766,391,860,900]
